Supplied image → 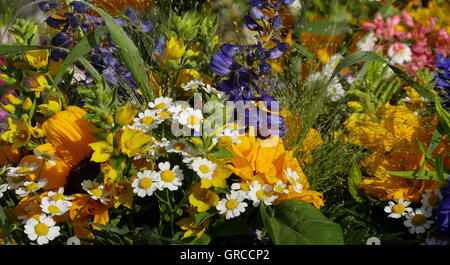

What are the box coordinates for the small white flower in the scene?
[191,158,216,180]
[403,207,433,234]
[273,180,289,195]
[420,188,443,210]
[182,79,204,91]
[357,32,377,52]
[231,181,252,199]
[177,108,203,132]
[16,179,48,197]
[33,150,57,166]
[327,77,346,102]
[214,128,242,146]
[388,43,412,65]
[421,237,448,245]
[0,183,8,198]
[157,162,184,191]
[7,162,38,177]
[132,170,161,197]
[248,180,278,207]
[47,187,74,202]
[5,174,24,190]
[216,190,248,220]
[285,168,303,194]
[40,197,71,216]
[148,96,173,111]
[81,180,110,205]
[24,214,60,245]
[384,198,413,219]
[167,138,190,156]
[131,109,162,133]
[67,236,81,245]
[323,54,344,76]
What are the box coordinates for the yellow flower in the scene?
[3,104,15,113]
[177,68,201,87]
[188,183,219,212]
[37,96,62,116]
[176,207,209,240]
[25,49,49,69]
[6,94,21,105]
[89,141,113,162]
[23,98,33,111]
[347,101,363,111]
[30,72,50,98]
[120,127,153,157]
[1,117,31,148]
[162,37,186,61]
[115,102,138,126]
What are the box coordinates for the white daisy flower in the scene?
[131,109,162,133]
[327,77,346,102]
[177,108,203,132]
[33,150,57,166]
[40,197,71,216]
[403,207,433,234]
[81,180,110,205]
[157,162,184,191]
[7,162,38,177]
[5,174,24,190]
[214,128,242,146]
[148,96,173,111]
[67,236,81,245]
[182,79,204,91]
[388,43,412,65]
[216,190,248,220]
[323,54,344,76]
[16,179,48,197]
[191,158,216,180]
[273,180,289,195]
[47,187,74,203]
[0,183,8,198]
[420,188,443,210]
[167,138,190,156]
[357,32,377,52]
[421,237,448,245]
[384,198,413,219]
[24,214,60,245]
[248,180,278,207]
[285,168,303,194]
[132,170,161,197]
[230,181,252,199]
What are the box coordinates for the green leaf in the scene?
[0,206,13,245]
[187,233,211,245]
[348,162,364,203]
[76,1,154,102]
[297,20,353,35]
[435,96,450,136]
[385,169,448,182]
[90,222,130,235]
[0,44,68,56]
[194,210,215,226]
[50,26,108,92]
[209,147,235,159]
[330,51,436,101]
[435,153,448,187]
[260,200,343,245]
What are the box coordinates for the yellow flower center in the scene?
[392,204,406,214]
[240,183,250,192]
[34,223,49,236]
[141,116,155,125]
[288,177,297,185]
[225,199,238,210]
[199,165,210,174]
[154,103,167,109]
[274,185,284,193]
[139,178,152,189]
[256,190,268,200]
[52,194,65,201]
[48,205,60,214]
[411,214,427,226]
[11,176,22,184]
[173,142,185,151]
[158,112,170,119]
[219,136,233,146]
[26,183,39,192]
[188,115,200,126]
[16,167,31,175]
[428,194,440,206]
[90,187,103,198]
[161,170,176,183]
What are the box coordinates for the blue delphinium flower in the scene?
[208,0,293,139]
[433,52,450,110]
[435,178,450,236]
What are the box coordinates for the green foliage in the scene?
[260,200,344,245]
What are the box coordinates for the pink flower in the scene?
[401,11,414,27]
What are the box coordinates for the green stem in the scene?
[72,197,92,225]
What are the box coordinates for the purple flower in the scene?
[209,53,235,76]
[435,178,450,236]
